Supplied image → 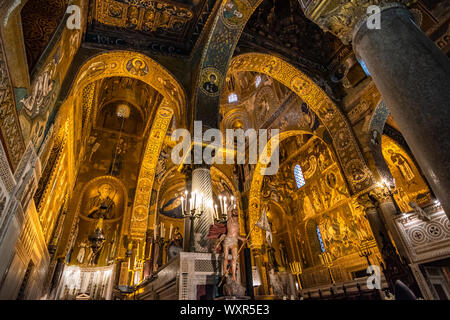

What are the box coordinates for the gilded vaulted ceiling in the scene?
[85,0,216,55]
[239,0,344,71]
[21,0,70,72]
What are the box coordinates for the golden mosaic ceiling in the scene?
[86,0,213,55]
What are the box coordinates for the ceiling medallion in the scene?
[199,67,224,97]
[220,0,251,29]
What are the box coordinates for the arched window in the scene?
[228,93,238,103]
[316,225,326,253]
[255,75,262,88]
[293,164,305,189]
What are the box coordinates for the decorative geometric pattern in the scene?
[426,224,443,239]
[191,167,215,253]
[194,260,218,273]
[20,0,69,71]
[395,208,450,262]
[130,105,174,241]
[316,225,326,253]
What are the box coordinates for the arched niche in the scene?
[250,129,353,248]
[71,175,128,267]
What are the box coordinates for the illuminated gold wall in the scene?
[261,135,377,287]
[381,135,431,211]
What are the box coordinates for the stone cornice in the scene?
[302,1,414,44]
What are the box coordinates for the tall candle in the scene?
[219,195,223,214]
[137,242,140,259]
[224,196,227,215]
[169,224,173,239]
[141,242,146,260]
[193,191,197,209]
[181,196,184,215]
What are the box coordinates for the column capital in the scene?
[301,1,413,44]
[356,192,377,213]
[356,187,392,213]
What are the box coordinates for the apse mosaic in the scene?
[71,176,126,267]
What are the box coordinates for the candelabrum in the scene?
[289,261,303,290]
[180,190,209,252]
[319,251,335,284]
[180,190,237,251]
[377,178,401,214]
[214,195,237,223]
[127,241,146,287]
[357,237,373,267]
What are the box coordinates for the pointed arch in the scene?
[237,53,375,248]
[59,51,187,241]
[230,53,373,195]
[64,50,187,125]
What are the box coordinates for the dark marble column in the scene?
[353,4,450,218]
[364,206,386,252]
[358,192,421,296]
[378,199,409,260]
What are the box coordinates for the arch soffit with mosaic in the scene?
[192,0,263,127]
[367,100,394,183]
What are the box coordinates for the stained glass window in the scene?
[294,164,305,189]
[316,225,326,253]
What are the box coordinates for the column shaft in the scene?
[378,200,409,261]
[353,5,450,218]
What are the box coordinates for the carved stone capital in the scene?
[356,192,377,212]
[369,187,392,203]
[301,1,413,44]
